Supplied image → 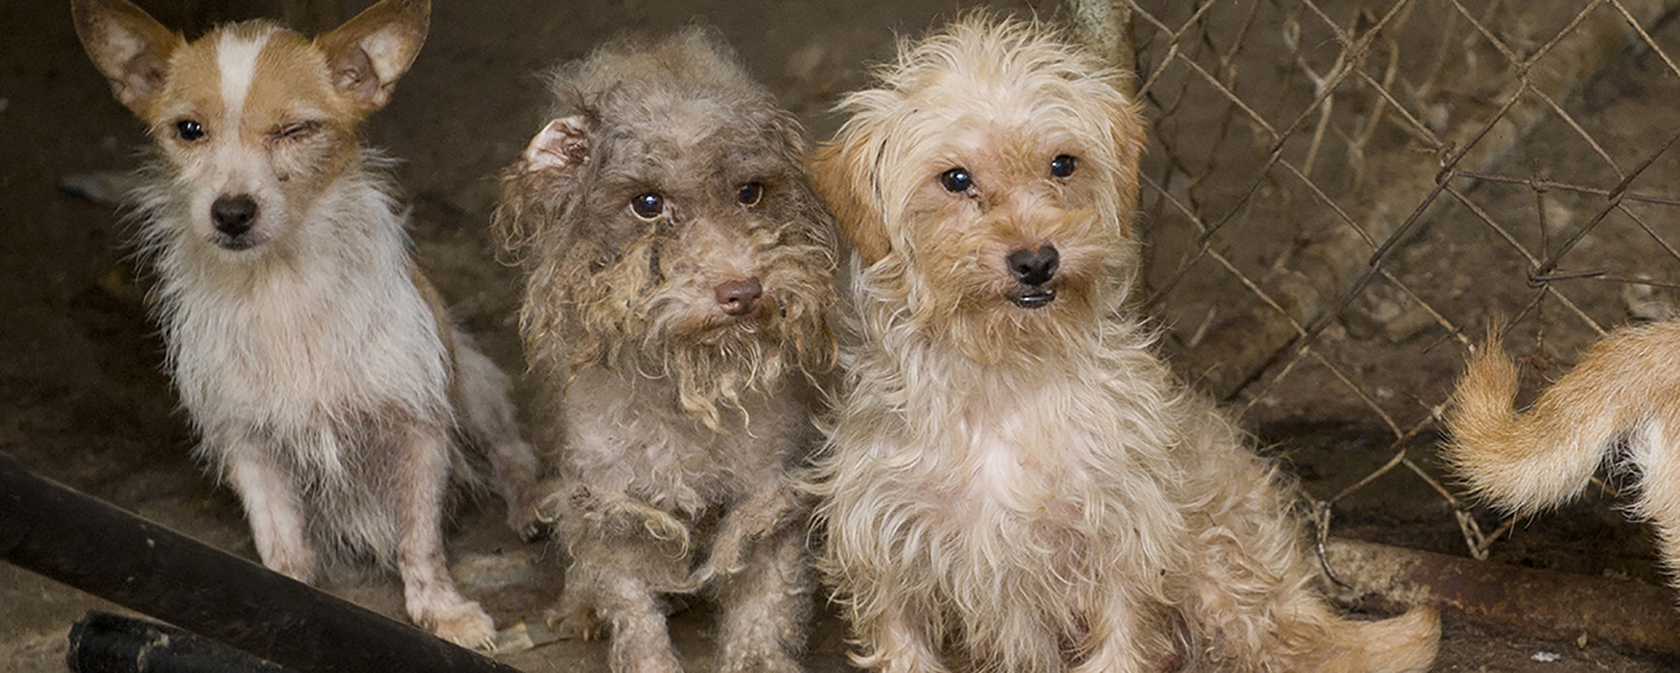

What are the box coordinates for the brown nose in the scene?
[714,277,763,316]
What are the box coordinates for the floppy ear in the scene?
[71,0,182,116]
[316,0,430,114]
[494,115,592,247]
[810,129,891,266]
[521,116,591,175]
[1104,91,1148,240]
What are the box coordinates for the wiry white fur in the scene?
[137,156,449,551]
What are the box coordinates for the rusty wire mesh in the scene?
[1124,0,1680,565]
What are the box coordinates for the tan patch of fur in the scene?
[1444,318,1680,584]
[153,35,227,133]
[408,262,460,397]
[247,29,361,198]
[812,14,1439,673]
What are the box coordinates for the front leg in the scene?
[689,475,806,586]
[713,525,812,673]
[223,436,316,582]
[395,424,495,649]
[558,531,688,673]
[451,333,546,541]
[1069,583,1162,673]
[842,585,950,673]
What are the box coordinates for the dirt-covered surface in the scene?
[5,0,1680,671]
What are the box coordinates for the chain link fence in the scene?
[1120,0,1680,564]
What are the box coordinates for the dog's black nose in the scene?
[1006,246,1059,286]
[211,194,259,237]
[715,277,763,317]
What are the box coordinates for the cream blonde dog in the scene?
[71,0,542,648]
[810,16,1441,673]
[1446,318,1680,590]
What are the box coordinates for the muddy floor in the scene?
[5,0,1680,671]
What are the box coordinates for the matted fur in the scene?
[72,0,542,649]
[1445,318,1680,586]
[495,29,836,673]
[810,15,1440,673]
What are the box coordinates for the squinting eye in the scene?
[275,121,320,141]
[176,120,205,142]
[1050,154,1077,178]
[737,182,764,206]
[630,193,665,220]
[939,167,972,193]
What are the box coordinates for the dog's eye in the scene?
[274,121,321,141]
[175,120,205,142]
[737,182,764,207]
[630,193,666,220]
[939,168,973,194]
[1050,154,1078,178]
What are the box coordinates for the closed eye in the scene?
[272,120,321,141]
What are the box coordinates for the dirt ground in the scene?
[5,0,1680,671]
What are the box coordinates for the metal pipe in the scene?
[68,611,297,673]
[1325,537,1680,659]
[0,452,520,673]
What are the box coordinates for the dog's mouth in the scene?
[1009,287,1057,309]
[690,297,779,339]
[209,233,265,252]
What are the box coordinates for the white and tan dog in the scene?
[71,0,542,648]
[811,16,1441,673]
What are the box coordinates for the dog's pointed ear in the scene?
[316,0,430,114]
[810,135,891,266]
[71,0,183,116]
[521,116,592,175]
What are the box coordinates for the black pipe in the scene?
[68,611,296,673]
[0,451,521,673]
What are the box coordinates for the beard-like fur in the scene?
[498,170,835,431]
[494,28,837,671]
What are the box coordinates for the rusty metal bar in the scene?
[0,452,519,673]
[1325,537,1680,658]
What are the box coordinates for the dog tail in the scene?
[1320,605,1441,673]
[1443,320,1680,514]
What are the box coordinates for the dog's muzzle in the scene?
[1006,245,1059,309]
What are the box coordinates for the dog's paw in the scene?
[694,531,750,583]
[419,600,497,651]
[620,648,685,673]
[509,505,551,543]
[614,500,691,552]
[720,647,802,673]
[547,605,606,641]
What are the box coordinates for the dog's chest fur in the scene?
[564,367,810,516]
[831,331,1193,599]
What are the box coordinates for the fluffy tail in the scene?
[1318,605,1441,673]
[1443,321,1680,513]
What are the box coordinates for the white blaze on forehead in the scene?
[216,27,278,123]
